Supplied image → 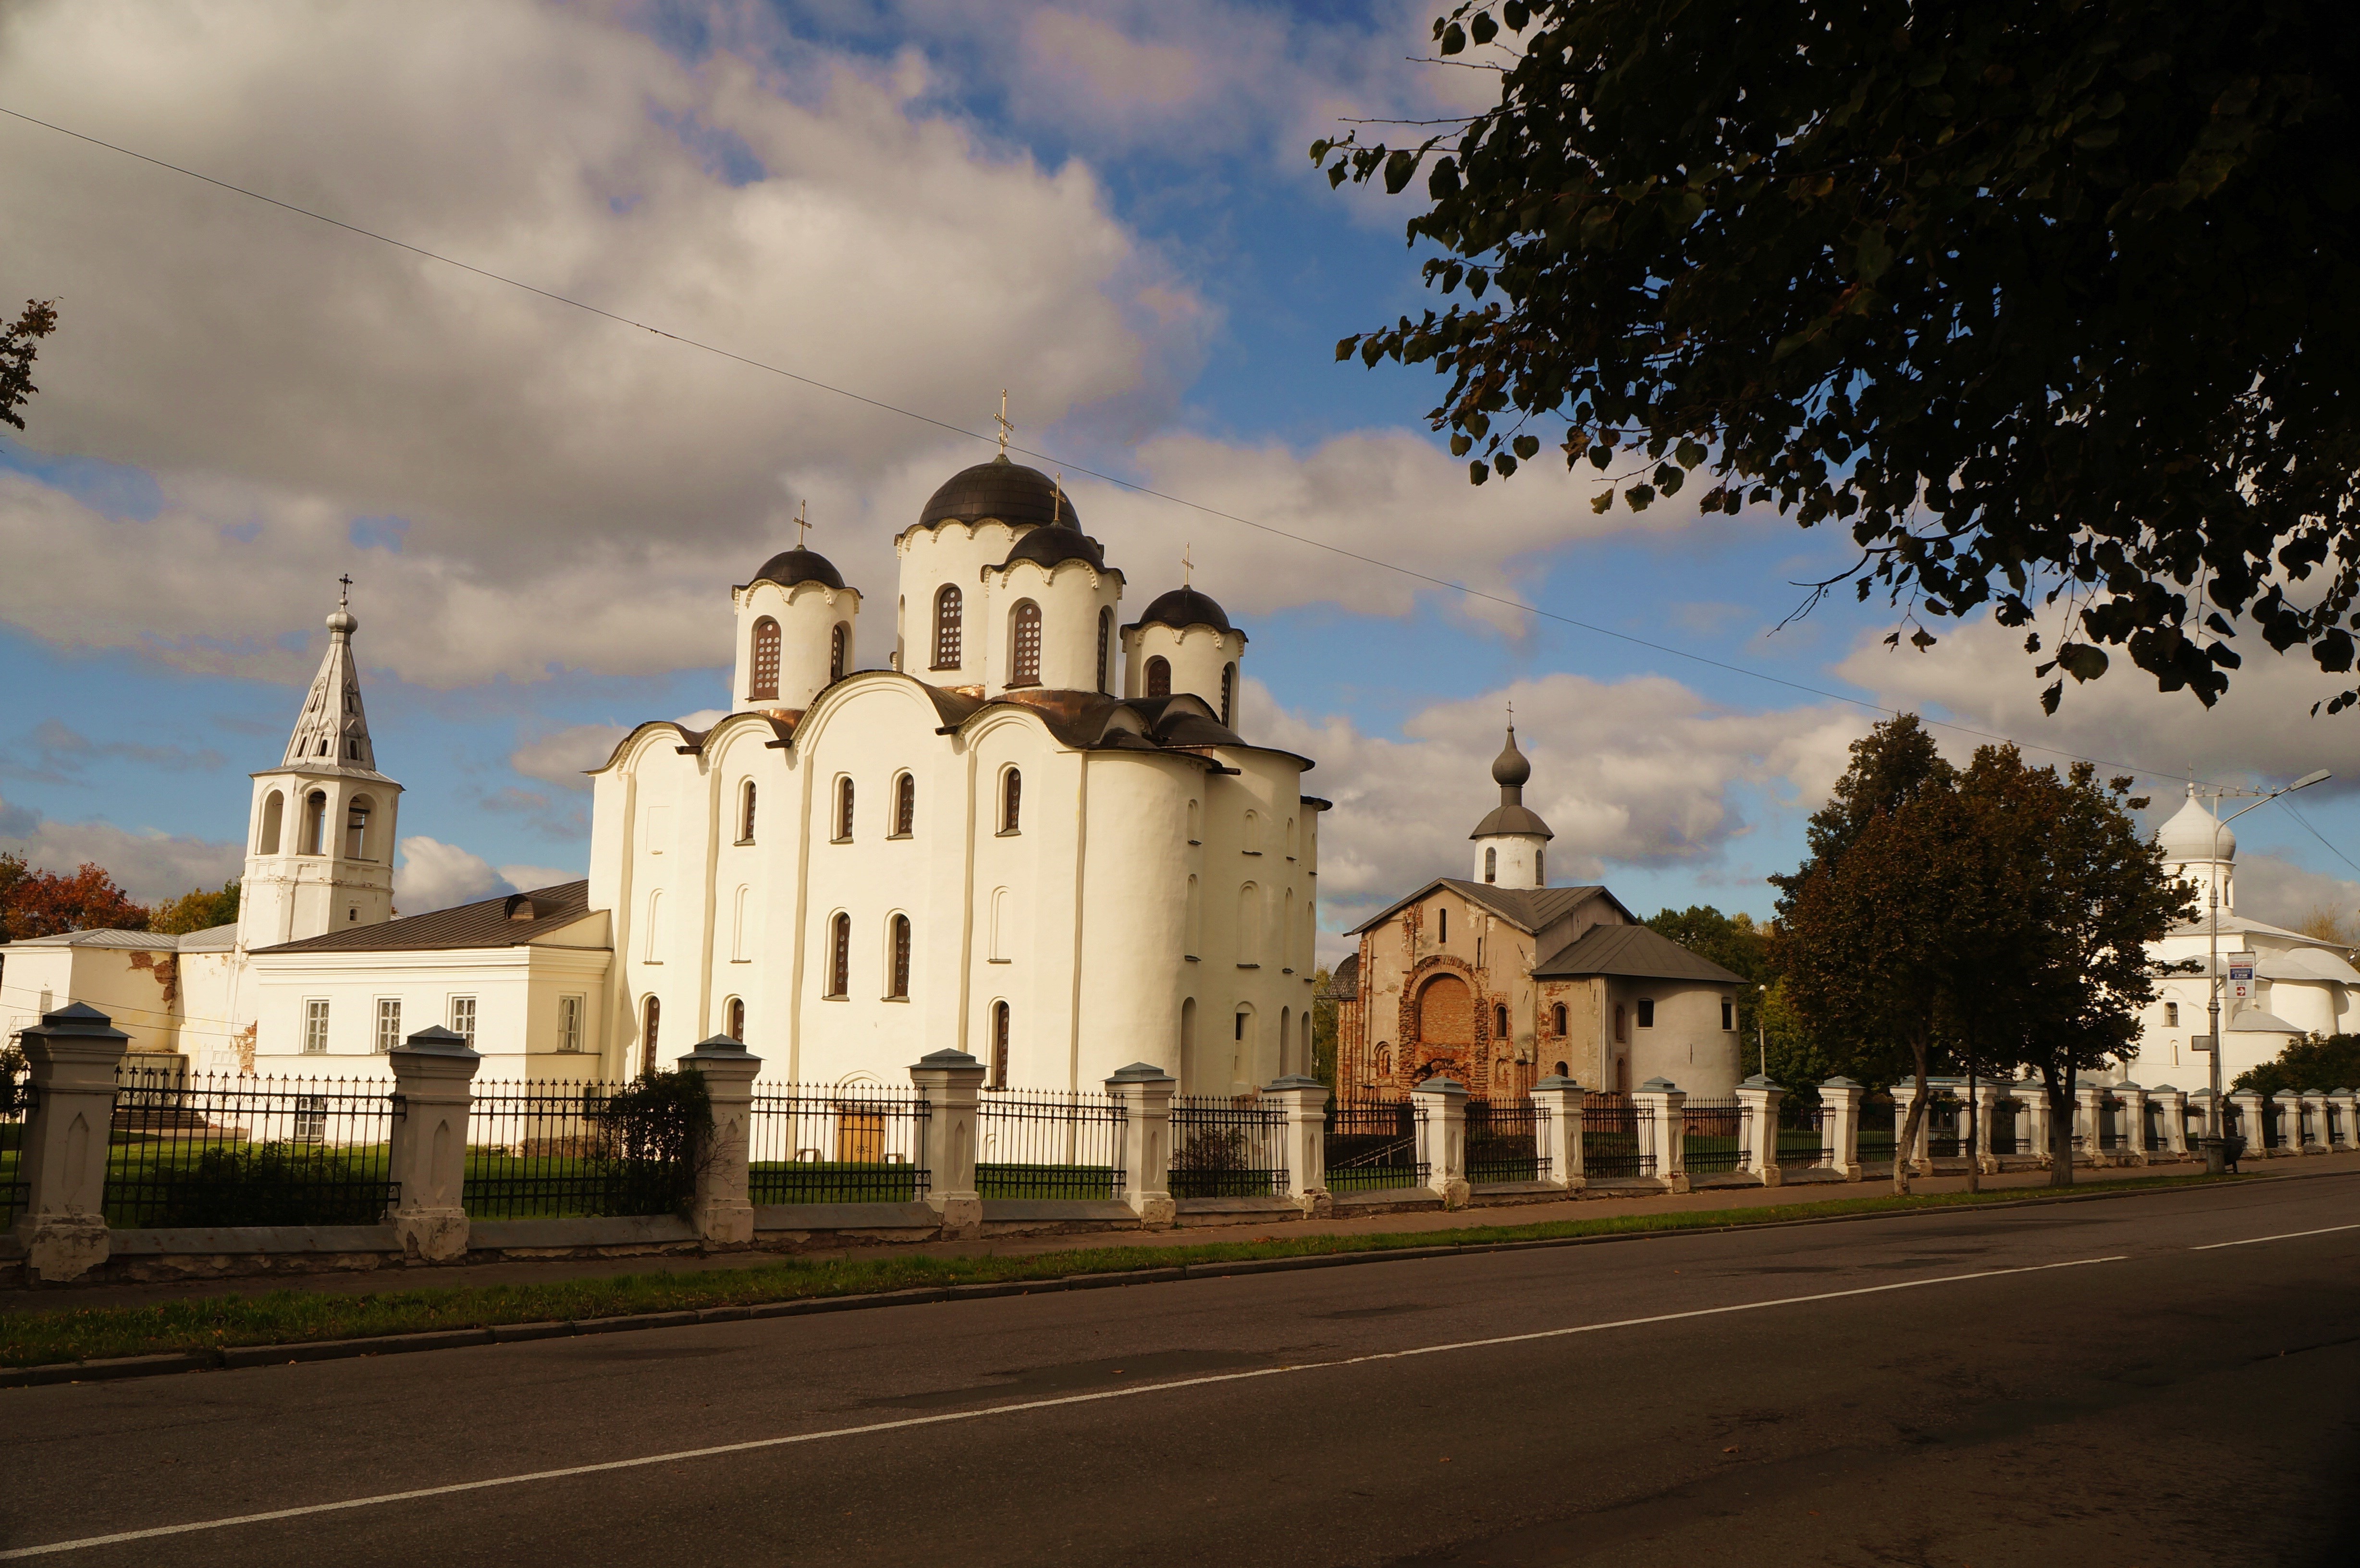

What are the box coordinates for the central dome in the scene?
[918,455,1081,532]
[2158,785,2232,863]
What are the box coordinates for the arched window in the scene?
[1001,768,1022,833]
[640,995,661,1077]
[1221,663,1236,728]
[1238,882,1262,963]
[1096,607,1112,693]
[1552,1002,1568,1035]
[1180,996,1198,1087]
[1244,810,1262,854]
[727,997,745,1042]
[1377,1044,1392,1077]
[894,772,916,836]
[1613,1004,1627,1043]
[829,623,848,682]
[302,790,328,855]
[739,780,758,843]
[836,776,855,841]
[1535,847,1545,885]
[1009,600,1042,686]
[1494,1003,1510,1038]
[1185,873,1202,958]
[1145,655,1171,698]
[1437,906,1448,943]
[1186,798,1201,845]
[828,912,851,998]
[1278,1005,1293,1077]
[750,617,781,700]
[1553,1059,1568,1078]
[933,585,963,668]
[1485,846,1498,883]
[258,789,284,854]
[345,796,373,860]
[991,1000,1011,1089]
[889,914,911,999]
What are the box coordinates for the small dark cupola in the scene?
[1470,722,1553,885]
[748,545,846,591]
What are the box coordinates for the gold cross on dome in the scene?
[794,500,812,548]
[1183,543,1193,586]
[1053,470,1066,522]
[995,389,1014,458]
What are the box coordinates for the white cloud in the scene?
[499,862,583,894]
[392,836,513,916]
[2236,853,2360,935]
[0,793,243,904]
[511,724,634,790]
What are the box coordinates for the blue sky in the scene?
[3,0,2356,956]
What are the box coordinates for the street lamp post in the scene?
[1757,983,1768,1079]
[2201,769,2331,1168]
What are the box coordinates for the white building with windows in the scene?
[3,453,1324,1095]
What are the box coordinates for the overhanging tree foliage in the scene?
[1,298,57,432]
[1315,1,2360,712]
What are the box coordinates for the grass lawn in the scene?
[0,1171,2242,1370]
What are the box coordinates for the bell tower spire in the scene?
[238,582,404,949]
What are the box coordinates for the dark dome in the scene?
[749,546,845,591]
[996,526,1107,574]
[1134,586,1232,636]
[918,455,1081,532]
[1491,726,1532,789]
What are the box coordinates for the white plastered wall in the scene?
[731,578,861,714]
[982,559,1121,696]
[1123,623,1246,727]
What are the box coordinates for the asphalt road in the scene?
[5,1176,2356,1567]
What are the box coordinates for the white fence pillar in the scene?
[2151,1086,2189,1158]
[11,1003,129,1284]
[1820,1077,1865,1182]
[1969,1082,2002,1173]
[2330,1090,2357,1151]
[1635,1078,1689,1194]
[1262,1074,1330,1218]
[1106,1063,1177,1226]
[1534,1076,1586,1190]
[2119,1084,2150,1166]
[2074,1081,2107,1165]
[2188,1088,2220,1147]
[684,1034,761,1246]
[910,1048,985,1239]
[2228,1090,2265,1155]
[2299,1091,2330,1154]
[1735,1075,1782,1187]
[1412,1078,1469,1209]
[385,1025,481,1263]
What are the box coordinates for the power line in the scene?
[2280,802,2360,885]
[0,102,2258,790]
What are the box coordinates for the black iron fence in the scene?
[1775,1106,1828,1167]
[1584,1092,1653,1178]
[2298,1102,2320,1146]
[1324,1097,1427,1191]
[1170,1094,1289,1199]
[0,1079,29,1229]
[464,1078,698,1219]
[104,1064,397,1229]
[1991,1098,2030,1156]
[1857,1097,1896,1166]
[2097,1095,2129,1152]
[748,1083,929,1204]
[1683,1097,1745,1176]
[1926,1096,1968,1159]
[976,1088,1125,1200]
[1465,1097,1551,1184]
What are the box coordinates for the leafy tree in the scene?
[1316,2,2360,711]
[150,880,241,936]
[1,298,58,432]
[0,855,149,940]
[1309,965,1340,1090]
[2231,1033,2360,1099]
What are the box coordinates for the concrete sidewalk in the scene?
[10,1151,2355,1315]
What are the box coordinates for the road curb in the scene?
[6,1164,2351,1390]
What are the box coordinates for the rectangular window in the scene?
[2164,1001,2179,1027]
[294,1094,328,1143]
[557,994,583,1053]
[303,998,331,1054]
[374,998,402,1054]
[449,995,477,1047]
[1721,999,1734,1031]
[1636,998,1655,1028]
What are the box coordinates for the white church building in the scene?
[2,453,1326,1097]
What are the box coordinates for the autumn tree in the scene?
[0,855,150,940]
[150,880,241,936]
[1,298,58,432]
[1316,2,2360,711]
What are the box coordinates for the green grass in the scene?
[0,1170,2244,1370]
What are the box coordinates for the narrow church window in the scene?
[1377,1044,1393,1076]
[992,1001,1011,1089]
[343,798,371,860]
[2165,1001,2179,1027]
[1495,1003,1509,1038]
[1096,607,1112,693]
[1553,1059,1568,1078]
[258,789,283,855]
[1145,655,1171,698]
[557,995,582,1053]
[1001,769,1021,833]
[1243,810,1261,854]
[750,617,781,701]
[1185,874,1202,958]
[1278,1005,1292,1076]
[1721,999,1734,1030]
[641,995,660,1075]
[1485,847,1497,883]
[1221,663,1236,727]
[1552,1002,1568,1035]
[375,998,402,1054]
[829,912,851,998]
[830,623,848,682]
[302,790,328,855]
[1613,1004,1626,1043]
[740,780,758,843]
[1438,906,1448,944]
[1238,882,1262,964]
[836,777,855,841]
[889,914,911,999]
[934,585,963,668]
[1009,600,1042,686]
[894,772,916,836]
[1535,847,1544,885]
[721,997,743,1042]
[1636,998,1655,1028]
[304,998,330,1054]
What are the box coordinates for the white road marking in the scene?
[0,1254,2127,1559]
[2189,1222,2360,1251]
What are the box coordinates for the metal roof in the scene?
[253,881,597,955]
[1532,921,1749,985]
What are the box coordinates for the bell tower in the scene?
[1469,723,1554,887]
[237,580,404,949]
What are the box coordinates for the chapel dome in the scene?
[995,525,1107,575]
[748,545,845,591]
[1491,726,1532,790]
[2158,785,2232,864]
[1133,586,1233,637]
[918,454,1081,532]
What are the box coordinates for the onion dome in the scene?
[2158,783,2232,863]
[748,545,845,591]
[1132,586,1233,637]
[918,454,1081,531]
[1491,725,1532,790]
[995,525,1108,574]
[1470,723,1553,841]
